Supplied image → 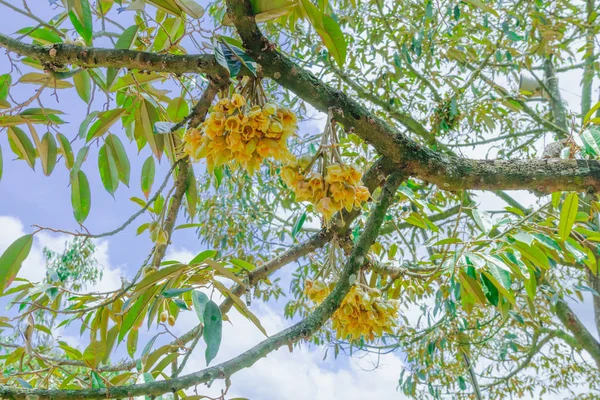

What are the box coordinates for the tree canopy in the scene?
[0,0,600,399]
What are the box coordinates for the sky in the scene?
[0,1,598,400]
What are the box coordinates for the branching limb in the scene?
[0,170,405,400]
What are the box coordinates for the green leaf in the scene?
[68,0,93,44]
[71,146,90,179]
[162,287,193,298]
[118,294,149,343]
[141,156,156,199]
[203,300,222,365]
[224,0,295,24]
[173,0,204,18]
[19,72,74,89]
[292,212,307,238]
[8,126,36,169]
[78,111,100,139]
[230,258,256,271]
[83,340,106,369]
[73,70,92,103]
[580,127,600,157]
[584,101,600,124]
[127,328,138,358]
[189,250,217,265]
[0,234,33,293]
[192,290,209,323]
[105,134,131,186]
[110,72,165,92]
[559,193,578,242]
[39,132,58,176]
[71,170,91,224]
[98,144,120,195]
[135,100,164,159]
[167,97,190,122]
[87,109,126,141]
[213,38,257,78]
[56,133,74,169]
[116,25,140,50]
[299,0,347,67]
[16,27,63,45]
[185,166,198,219]
[463,0,499,17]
[0,74,11,100]
[472,209,492,234]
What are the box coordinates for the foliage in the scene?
[0,0,600,399]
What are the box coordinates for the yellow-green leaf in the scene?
[39,132,58,176]
[71,170,91,224]
[73,70,92,103]
[141,156,155,199]
[56,133,74,169]
[463,0,499,17]
[18,72,74,89]
[559,193,578,242]
[87,108,125,141]
[98,144,119,195]
[8,126,36,169]
[0,234,33,293]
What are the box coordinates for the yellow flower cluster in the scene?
[280,161,370,221]
[184,94,296,174]
[304,280,399,342]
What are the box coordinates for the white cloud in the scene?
[0,215,123,293]
[172,284,408,400]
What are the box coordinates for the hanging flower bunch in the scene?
[280,114,370,222]
[184,77,297,174]
[304,279,399,342]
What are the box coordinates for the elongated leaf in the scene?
[192,290,209,323]
[0,234,33,292]
[127,328,138,358]
[292,212,307,238]
[167,97,190,122]
[19,73,74,89]
[135,264,187,292]
[68,0,93,44]
[299,0,347,67]
[105,134,131,186]
[212,280,267,336]
[472,209,493,234]
[56,133,74,169]
[463,0,499,17]
[173,0,204,18]
[107,25,141,88]
[141,156,155,199]
[189,250,217,265]
[135,100,164,159]
[39,132,58,176]
[87,109,125,141]
[83,340,106,369]
[559,193,578,242]
[185,165,197,219]
[71,170,91,224]
[203,300,222,365]
[205,259,244,285]
[73,70,92,103]
[98,144,119,195]
[584,101,600,124]
[8,127,36,169]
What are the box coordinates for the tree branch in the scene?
[555,299,600,369]
[0,170,405,400]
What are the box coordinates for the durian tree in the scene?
[0,0,600,399]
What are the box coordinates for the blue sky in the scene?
[0,1,598,399]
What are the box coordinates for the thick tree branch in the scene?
[0,33,223,78]
[0,170,405,400]
[4,33,600,193]
[555,299,600,369]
